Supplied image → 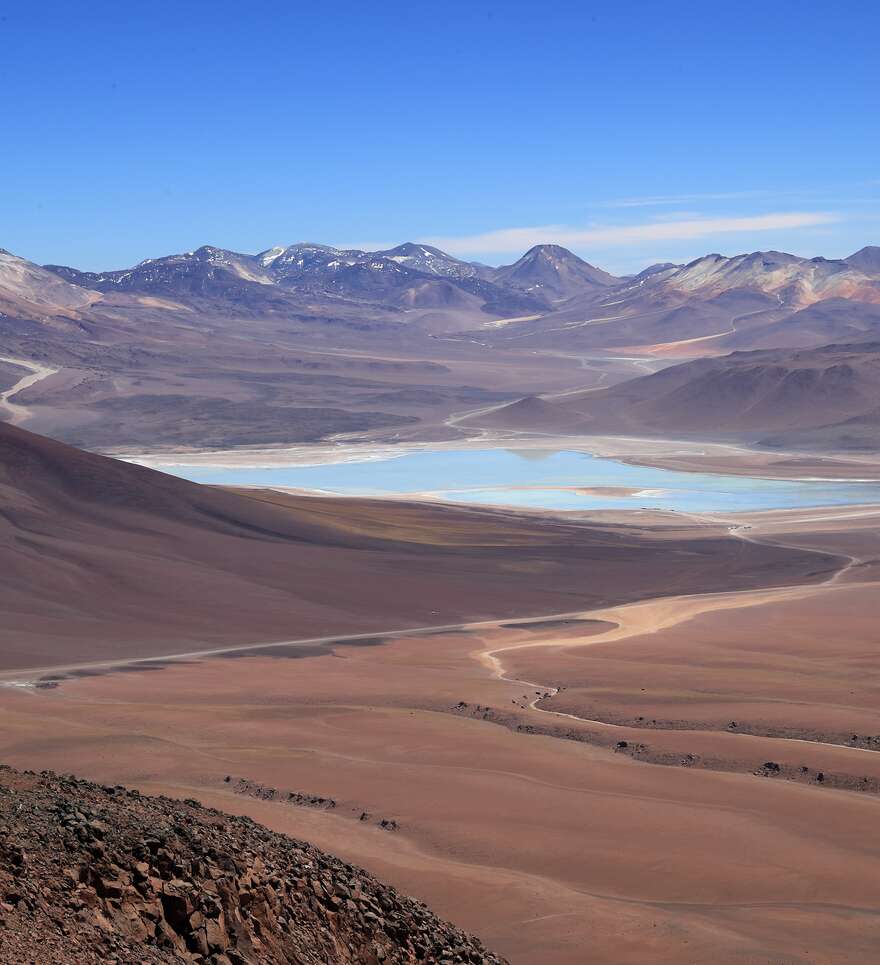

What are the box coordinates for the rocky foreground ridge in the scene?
[0,766,506,964]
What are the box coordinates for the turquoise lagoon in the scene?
[157,448,880,513]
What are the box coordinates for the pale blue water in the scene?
[157,448,880,513]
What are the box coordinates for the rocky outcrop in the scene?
[0,766,506,964]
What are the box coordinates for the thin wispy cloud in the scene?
[596,180,879,210]
[420,212,840,257]
[600,191,770,208]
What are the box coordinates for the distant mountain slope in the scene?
[628,262,681,282]
[46,246,275,297]
[759,405,880,452]
[664,250,880,306]
[375,242,492,280]
[846,246,880,276]
[723,298,880,350]
[0,249,100,318]
[477,341,880,450]
[492,244,619,301]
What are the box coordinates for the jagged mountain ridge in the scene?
[44,243,544,315]
[254,243,541,314]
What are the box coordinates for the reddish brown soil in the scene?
[2,505,879,964]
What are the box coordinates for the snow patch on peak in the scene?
[257,246,286,267]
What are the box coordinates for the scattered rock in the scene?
[231,777,336,811]
[757,762,782,776]
[0,765,506,964]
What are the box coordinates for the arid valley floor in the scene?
[3,452,880,962]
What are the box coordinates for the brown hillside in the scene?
[0,422,833,669]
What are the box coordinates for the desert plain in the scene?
[2,490,879,964]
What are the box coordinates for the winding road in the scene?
[0,355,58,425]
[477,507,879,746]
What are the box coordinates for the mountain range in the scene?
[3,240,877,336]
[36,241,880,311]
[472,247,880,356]
[41,241,622,319]
[2,239,880,452]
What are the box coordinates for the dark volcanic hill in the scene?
[491,245,619,301]
[0,765,505,964]
[477,341,880,451]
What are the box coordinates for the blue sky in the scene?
[2,0,877,273]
